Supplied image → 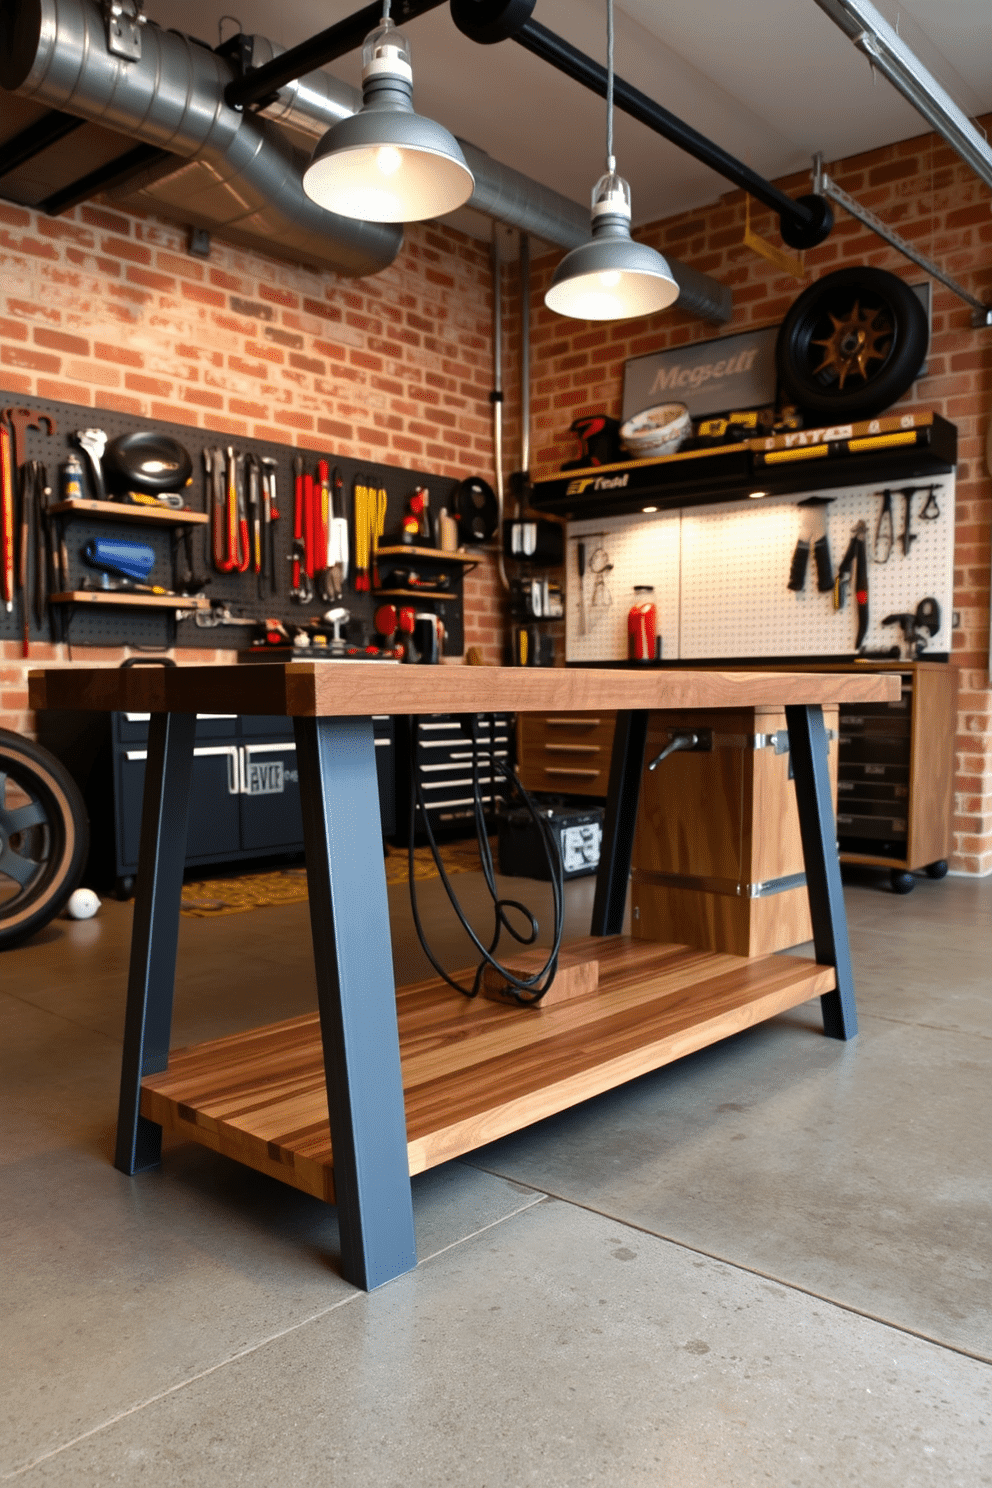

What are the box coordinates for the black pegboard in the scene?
[0,389,472,653]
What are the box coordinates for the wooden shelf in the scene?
[373,588,457,600]
[140,934,835,1204]
[50,498,208,525]
[50,590,210,610]
[377,545,476,564]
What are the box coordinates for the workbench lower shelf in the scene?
[141,935,835,1204]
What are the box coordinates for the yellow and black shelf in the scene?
[529,411,956,518]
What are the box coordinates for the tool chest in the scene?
[829,661,956,890]
[392,713,514,844]
[39,708,395,893]
[836,685,912,848]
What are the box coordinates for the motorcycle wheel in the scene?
[776,267,928,423]
[0,730,90,949]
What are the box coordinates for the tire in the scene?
[924,859,948,880]
[889,869,916,895]
[777,267,928,423]
[0,730,90,949]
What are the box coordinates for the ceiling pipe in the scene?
[224,0,449,112]
[0,0,402,277]
[0,109,86,179]
[812,0,992,191]
[246,37,731,323]
[449,0,834,251]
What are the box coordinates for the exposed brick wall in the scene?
[525,122,992,874]
[1,118,989,867]
[0,202,509,724]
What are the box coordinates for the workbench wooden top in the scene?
[29,661,900,716]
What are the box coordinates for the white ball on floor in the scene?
[65,888,101,920]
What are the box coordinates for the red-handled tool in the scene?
[1,421,15,613]
[303,471,315,580]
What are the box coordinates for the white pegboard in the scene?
[680,476,954,658]
[566,511,681,662]
[565,475,954,662]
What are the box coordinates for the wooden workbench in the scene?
[30,662,898,1291]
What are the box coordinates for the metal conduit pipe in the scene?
[0,0,402,277]
[450,0,834,251]
[519,231,530,479]
[245,39,730,323]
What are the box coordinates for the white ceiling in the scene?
[62,0,992,227]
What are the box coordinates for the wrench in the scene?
[1,408,57,471]
[75,428,108,501]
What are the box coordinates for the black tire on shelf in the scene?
[776,267,928,423]
[924,859,949,879]
[889,869,916,895]
[0,730,90,949]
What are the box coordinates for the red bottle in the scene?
[628,592,657,662]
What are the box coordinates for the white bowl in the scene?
[620,402,692,458]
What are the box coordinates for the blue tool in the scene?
[83,538,156,584]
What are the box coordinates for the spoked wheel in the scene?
[777,267,928,422]
[0,730,89,949]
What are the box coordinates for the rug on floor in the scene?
[180,838,496,916]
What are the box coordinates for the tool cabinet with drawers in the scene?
[515,710,617,798]
[393,713,514,844]
[40,707,396,894]
[834,661,957,892]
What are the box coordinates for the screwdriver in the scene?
[577,540,587,635]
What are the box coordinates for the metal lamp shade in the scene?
[303,108,475,223]
[545,230,680,321]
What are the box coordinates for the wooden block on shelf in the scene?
[481,944,600,1008]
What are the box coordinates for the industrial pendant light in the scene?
[545,0,679,321]
[302,2,474,224]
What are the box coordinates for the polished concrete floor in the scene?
[2,864,990,1485]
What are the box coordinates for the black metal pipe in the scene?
[0,110,86,180]
[224,0,449,111]
[514,18,819,241]
[40,144,170,217]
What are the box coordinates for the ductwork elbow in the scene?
[0,0,403,278]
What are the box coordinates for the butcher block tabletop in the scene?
[29,661,900,717]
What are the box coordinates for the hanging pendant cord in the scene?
[606,0,615,172]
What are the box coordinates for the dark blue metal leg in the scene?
[114,711,196,1174]
[293,714,417,1291]
[785,703,857,1041]
[591,709,649,937]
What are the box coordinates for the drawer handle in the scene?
[544,744,600,755]
[544,767,601,779]
[544,717,602,728]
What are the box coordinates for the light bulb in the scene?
[599,271,621,288]
[375,146,403,176]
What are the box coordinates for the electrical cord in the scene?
[406,713,565,1006]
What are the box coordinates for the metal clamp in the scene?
[102,0,146,60]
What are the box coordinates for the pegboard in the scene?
[566,511,682,662]
[0,389,469,654]
[565,474,955,663]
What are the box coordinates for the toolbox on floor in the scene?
[497,799,605,881]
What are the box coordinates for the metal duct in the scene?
[246,39,730,324]
[0,0,402,277]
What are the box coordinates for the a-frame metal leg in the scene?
[294,715,417,1291]
[114,711,196,1175]
[785,703,858,1041]
[591,709,649,937]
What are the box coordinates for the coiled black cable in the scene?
[406,713,565,1006]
